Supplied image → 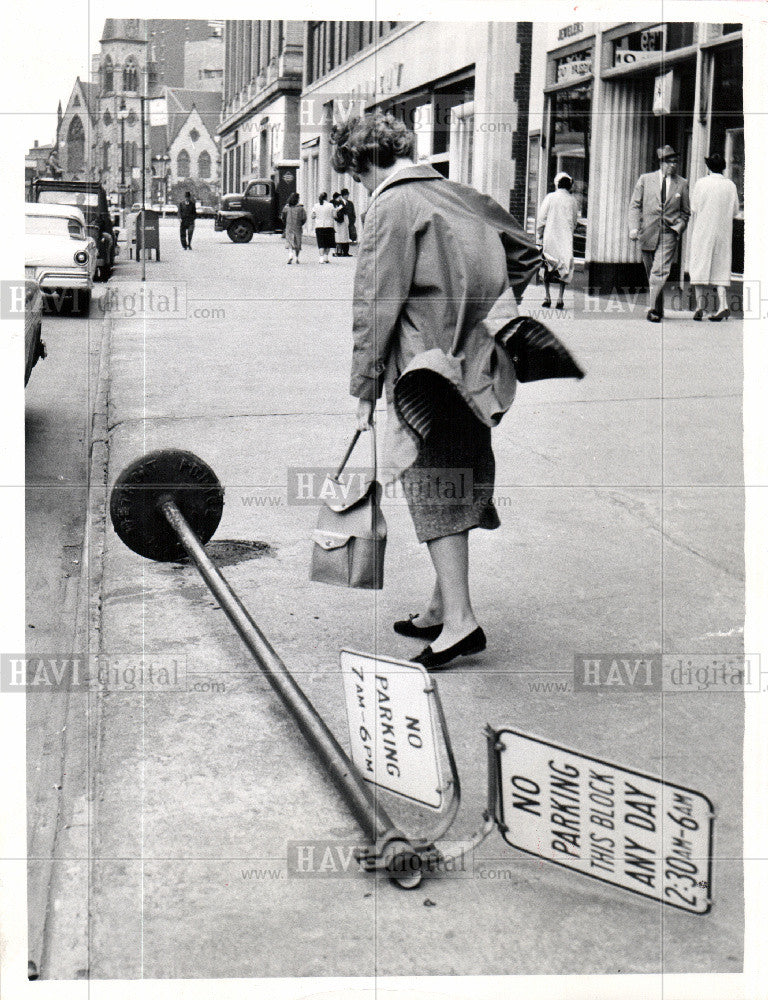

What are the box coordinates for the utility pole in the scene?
[141,95,147,282]
[118,99,128,226]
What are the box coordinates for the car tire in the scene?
[227,220,254,243]
[76,291,91,317]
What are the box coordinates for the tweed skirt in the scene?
[400,394,500,544]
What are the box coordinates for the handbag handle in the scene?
[328,421,380,539]
[332,421,377,481]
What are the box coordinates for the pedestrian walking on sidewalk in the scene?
[179,191,197,250]
[537,172,579,310]
[628,145,691,322]
[310,192,336,263]
[330,111,540,670]
[332,192,351,256]
[281,192,307,264]
[689,152,740,322]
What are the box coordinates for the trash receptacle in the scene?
[135,209,160,261]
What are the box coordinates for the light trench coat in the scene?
[349,164,540,475]
[689,172,740,285]
[537,189,579,282]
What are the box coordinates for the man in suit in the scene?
[340,187,357,243]
[628,145,691,322]
[178,191,197,250]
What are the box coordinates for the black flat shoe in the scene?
[693,309,705,321]
[555,300,565,310]
[541,299,551,309]
[709,308,730,322]
[412,627,486,671]
[393,615,443,642]
[646,310,661,323]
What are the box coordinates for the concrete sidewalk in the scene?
[44,218,744,980]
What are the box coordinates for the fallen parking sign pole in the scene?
[109,449,427,887]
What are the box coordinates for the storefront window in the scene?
[709,43,743,273]
[710,44,743,204]
[548,80,591,218]
[525,133,540,233]
[726,127,744,213]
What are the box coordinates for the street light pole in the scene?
[162,153,170,206]
[117,99,129,225]
[140,95,147,282]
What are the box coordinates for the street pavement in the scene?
[41,217,744,979]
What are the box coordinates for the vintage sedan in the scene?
[25,204,97,316]
[24,278,46,385]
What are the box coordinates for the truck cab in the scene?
[215,164,299,243]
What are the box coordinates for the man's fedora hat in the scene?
[705,152,727,172]
[656,144,679,161]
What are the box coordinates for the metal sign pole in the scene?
[109,450,423,887]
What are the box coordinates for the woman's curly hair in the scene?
[330,112,416,175]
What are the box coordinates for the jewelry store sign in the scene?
[494,729,713,913]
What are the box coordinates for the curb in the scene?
[28,306,113,980]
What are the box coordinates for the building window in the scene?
[124,141,137,169]
[123,58,139,92]
[177,149,191,177]
[448,101,474,185]
[103,109,112,126]
[73,94,81,107]
[548,79,592,218]
[67,116,85,173]
[198,150,211,179]
[190,128,200,143]
[525,133,541,233]
[103,57,114,93]
[103,141,111,171]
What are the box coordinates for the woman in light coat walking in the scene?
[330,112,540,670]
[537,172,579,310]
[281,192,307,264]
[689,153,740,321]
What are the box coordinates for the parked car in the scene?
[215,179,282,242]
[197,204,216,218]
[32,179,116,281]
[161,203,178,217]
[25,203,97,316]
[24,278,46,385]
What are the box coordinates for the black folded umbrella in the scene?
[498,315,585,383]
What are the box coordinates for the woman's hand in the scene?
[356,398,374,430]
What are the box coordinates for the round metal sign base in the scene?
[109,449,224,562]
